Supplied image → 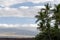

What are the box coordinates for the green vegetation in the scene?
[35,3,60,40]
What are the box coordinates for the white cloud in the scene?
[33,6,45,9]
[0,24,38,31]
[0,6,40,18]
[22,24,37,27]
[0,0,57,18]
[0,0,60,8]
[0,6,55,18]
[0,24,19,28]
[0,0,54,7]
[54,0,60,4]
[19,6,29,9]
[29,0,53,3]
[0,0,23,6]
[0,24,37,28]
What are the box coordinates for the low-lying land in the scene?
[0,38,34,40]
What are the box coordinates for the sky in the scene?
[0,0,59,38]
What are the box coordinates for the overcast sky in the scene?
[0,0,59,37]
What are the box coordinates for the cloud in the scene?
[0,0,54,7]
[0,23,38,32]
[28,0,53,3]
[0,0,24,6]
[33,6,45,9]
[0,0,58,18]
[0,24,38,37]
[0,5,55,18]
[0,24,37,28]
[10,2,44,8]
[0,6,40,18]
[21,24,37,27]
[19,6,29,9]
[54,0,60,4]
[0,24,19,28]
[0,0,56,18]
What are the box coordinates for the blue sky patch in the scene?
[0,17,36,24]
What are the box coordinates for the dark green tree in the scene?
[35,4,60,40]
[52,4,60,40]
[53,4,60,29]
[35,3,52,40]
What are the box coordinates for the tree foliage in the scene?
[35,3,60,40]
